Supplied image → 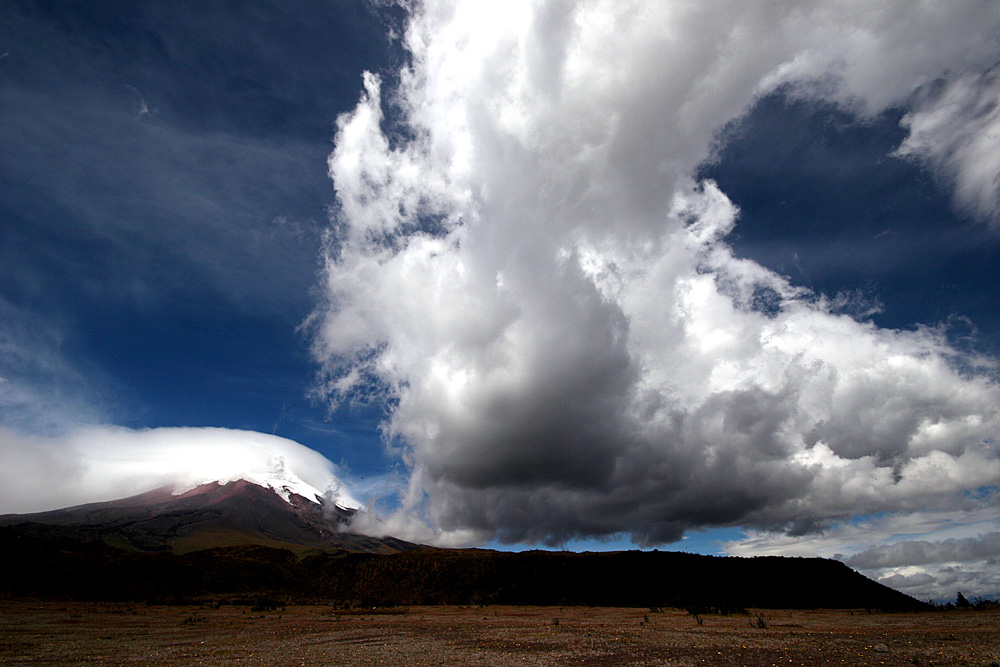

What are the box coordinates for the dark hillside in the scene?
[299,548,925,610]
[0,526,925,611]
[0,481,413,555]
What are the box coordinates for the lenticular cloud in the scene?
[313,0,1000,546]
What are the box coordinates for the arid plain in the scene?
[1,601,997,666]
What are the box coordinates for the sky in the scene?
[1,0,999,601]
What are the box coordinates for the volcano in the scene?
[1,481,928,611]
[0,479,416,555]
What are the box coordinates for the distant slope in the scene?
[299,548,929,611]
[0,528,927,610]
[0,480,415,555]
[0,483,927,610]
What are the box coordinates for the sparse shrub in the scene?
[685,602,707,625]
[334,606,408,616]
[972,596,999,611]
[165,596,195,606]
[684,601,746,622]
[250,596,282,612]
[713,603,749,616]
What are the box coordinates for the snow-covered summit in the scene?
[0,425,363,515]
[57,426,367,510]
[172,451,361,510]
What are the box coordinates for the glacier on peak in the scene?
[170,452,361,510]
[0,425,363,515]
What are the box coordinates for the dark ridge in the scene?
[0,483,926,610]
[298,548,927,611]
[0,526,926,611]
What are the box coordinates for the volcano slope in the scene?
[0,479,414,555]
[1,480,925,611]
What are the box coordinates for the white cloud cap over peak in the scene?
[313,0,1000,551]
[0,426,359,514]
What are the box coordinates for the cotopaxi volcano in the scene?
[0,477,928,610]
[0,474,413,555]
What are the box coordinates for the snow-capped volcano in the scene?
[0,426,363,515]
[0,426,409,553]
[0,477,413,555]
[171,452,361,510]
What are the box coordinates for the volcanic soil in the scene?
[1,601,997,666]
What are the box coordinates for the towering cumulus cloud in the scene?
[314,1,1000,548]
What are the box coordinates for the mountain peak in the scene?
[169,454,361,511]
[0,476,412,555]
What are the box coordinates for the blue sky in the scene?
[1,0,393,464]
[2,1,999,600]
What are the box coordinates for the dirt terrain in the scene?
[1,601,997,666]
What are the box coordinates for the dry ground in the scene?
[1,601,997,666]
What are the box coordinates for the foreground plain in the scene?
[1,601,997,666]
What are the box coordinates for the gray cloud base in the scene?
[848,533,1000,569]
[313,1,1000,549]
[852,532,1000,601]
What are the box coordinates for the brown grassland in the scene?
[1,601,997,666]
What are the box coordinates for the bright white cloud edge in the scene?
[311,0,1000,595]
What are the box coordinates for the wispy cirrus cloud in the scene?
[0,0,394,316]
[0,81,329,313]
[0,297,113,435]
[896,68,1000,229]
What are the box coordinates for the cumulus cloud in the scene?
[846,532,1000,569]
[873,560,1000,602]
[0,426,357,514]
[840,530,1000,600]
[726,513,1000,599]
[313,0,1000,547]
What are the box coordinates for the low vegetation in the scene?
[2,525,925,611]
[2,601,997,666]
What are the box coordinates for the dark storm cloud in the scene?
[316,0,1000,548]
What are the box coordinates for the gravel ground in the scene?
[1,601,997,666]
